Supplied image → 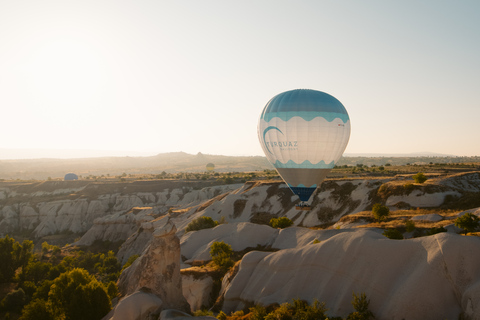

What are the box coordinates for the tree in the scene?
[455,213,480,234]
[1,288,26,313]
[19,299,54,320]
[347,292,374,320]
[412,172,427,184]
[210,241,234,270]
[0,235,18,283]
[48,268,111,320]
[372,204,389,221]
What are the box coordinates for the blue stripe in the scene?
[262,111,349,123]
[261,89,348,118]
[274,160,335,169]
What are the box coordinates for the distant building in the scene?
[64,173,79,181]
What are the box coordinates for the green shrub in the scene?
[121,254,139,272]
[270,217,294,229]
[382,229,403,240]
[1,288,26,313]
[403,183,415,194]
[291,299,328,320]
[186,216,219,232]
[405,220,415,233]
[412,172,427,184]
[210,241,234,270]
[194,309,214,317]
[426,227,447,236]
[455,213,480,234]
[217,310,227,320]
[19,299,54,320]
[248,305,267,320]
[372,203,389,221]
[347,292,374,320]
[265,302,292,320]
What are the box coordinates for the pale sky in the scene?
[1,0,479,159]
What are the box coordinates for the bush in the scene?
[19,299,54,320]
[210,241,234,270]
[347,292,374,320]
[186,216,219,232]
[426,227,447,236]
[270,217,293,229]
[248,305,267,320]
[1,288,26,313]
[412,172,427,184]
[263,299,328,320]
[121,254,139,272]
[217,311,227,320]
[405,220,416,233]
[455,213,480,234]
[382,229,403,240]
[48,268,111,320]
[403,183,415,194]
[372,203,389,221]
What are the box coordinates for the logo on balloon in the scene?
[262,126,298,154]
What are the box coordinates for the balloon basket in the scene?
[295,204,311,211]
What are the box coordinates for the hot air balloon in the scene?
[258,89,350,209]
[64,173,79,181]
[206,163,215,171]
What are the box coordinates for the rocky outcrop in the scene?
[222,229,480,319]
[181,268,215,312]
[75,207,161,247]
[108,289,163,320]
[0,181,239,238]
[118,216,190,312]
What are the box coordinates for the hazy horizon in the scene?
[0,147,467,161]
[2,1,479,158]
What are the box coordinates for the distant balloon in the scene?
[258,89,351,202]
[206,163,215,171]
[64,173,79,181]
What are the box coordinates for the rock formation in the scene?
[222,229,480,319]
[118,216,190,312]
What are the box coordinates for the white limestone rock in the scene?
[411,213,444,222]
[159,309,216,320]
[118,216,190,312]
[180,222,278,264]
[181,270,214,312]
[109,290,163,320]
[222,229,480,319]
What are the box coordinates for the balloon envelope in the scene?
[257,89,350,201]
[64,173,78,181]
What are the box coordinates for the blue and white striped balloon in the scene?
[258,89,351,202]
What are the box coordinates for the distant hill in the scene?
[1,151,479,180]
[0,152,273,180]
